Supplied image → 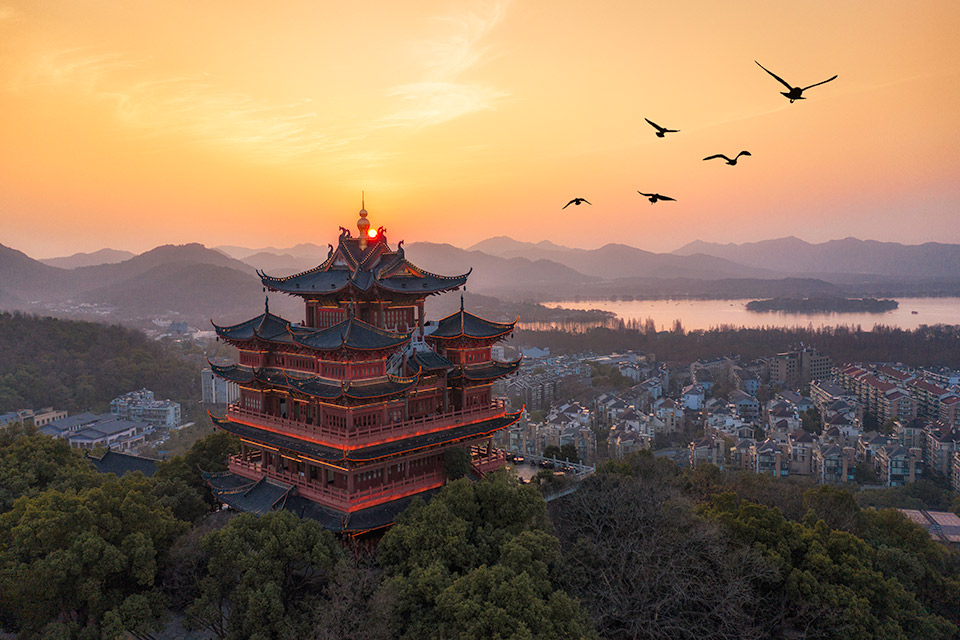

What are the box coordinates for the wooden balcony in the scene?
[228,455,445,512]
[226,398,507,450]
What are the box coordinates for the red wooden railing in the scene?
[227,455,444,512]
[226,398,506,450]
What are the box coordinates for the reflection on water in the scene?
[517,319,617,332]
[538,297,960,332]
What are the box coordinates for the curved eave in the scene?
[291,319,413,353]
[451,358,523,382]
[346,410,521,462]
[209,409,521,464]
[341,376,420,400]
[374,275,468,295]
[208,361,255,384]
[284,374,343,400]
[428,310,519,341]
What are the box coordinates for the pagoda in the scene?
[204,202,521,537]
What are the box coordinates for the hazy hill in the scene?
[466,236,574,256]
[70,243,256,288]
[40,248,136,269]
[404,242,598,295]
[217,242,328,263]
[463,237,775,280]
[79,263,298,325]
[0,243,72,300]
[673,237,960,278]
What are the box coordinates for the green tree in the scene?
[0,422,100,513]
[186,510,343,639]
[443,446,472,480]
[0,473,187,638]
[800,407,822,434]
[701,493,957,639]
[377,473,594,639]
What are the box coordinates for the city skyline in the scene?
[2,1,959,258]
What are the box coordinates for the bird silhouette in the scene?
[755,61,837,103]
[637,192,676,204]
[562,198,591,209]
[644,118,680,138]
[703,151,751,165]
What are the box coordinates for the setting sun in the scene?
[367,228,378,239]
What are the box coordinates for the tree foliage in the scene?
[377,472,595,639]
[0,473,187,638]
[184,510,343,640]
[553,463,768,639]
[701,493,958,639]
[0,311,200,413]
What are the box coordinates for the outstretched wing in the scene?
[644,118,664,132]
[736,151,752,159]
[703,154,728,162]
[562,199,575,209]
[581,199,592,205]
[801,74,838,91]
[659,195,676,202]
[637,191,653,197]
[755,61,792,90]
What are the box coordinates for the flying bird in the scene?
[562,198,591,209]
[644,118,680,138]
[703,151,751,165]
[755,61,837,103]
[637,192,676,204]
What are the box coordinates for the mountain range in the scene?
[672,236,960,279]
[3,235,959,328]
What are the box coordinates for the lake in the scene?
[537,297,960,332]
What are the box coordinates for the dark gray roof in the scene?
[260,236,468,297]
[204,469,443,533]
[413,350,455,371]
[451,359,522,382]
[208,364,420,400]
[211,410,521,463]
[213,311,296,344]
[292,317,411,352]
[87,450,158,477]
[45,411,100,432]
[288,372,420,400]
[203,472,295,515]
[429,309,517,340]
[209,362,256,384]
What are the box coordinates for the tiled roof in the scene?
[211,410,521,463]
[293,317,411,352]
[428,309,517,340]
[87,450,158,477]
[260,236,469,297]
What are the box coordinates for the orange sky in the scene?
[1,1,959,258]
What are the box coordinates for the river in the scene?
[536,297,960,332]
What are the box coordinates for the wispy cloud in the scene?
[380,1,509,129]
[14,48,364,165]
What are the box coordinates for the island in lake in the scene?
[746,296,899,313]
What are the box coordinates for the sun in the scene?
[367,228,377,238]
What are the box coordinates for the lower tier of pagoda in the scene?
[205,406,518,533]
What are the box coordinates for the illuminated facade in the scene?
[204,203,520,536]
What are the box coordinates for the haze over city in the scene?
[2,1,959,259]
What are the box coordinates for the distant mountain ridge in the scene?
[672,237,960,279]
[40,248,136,269]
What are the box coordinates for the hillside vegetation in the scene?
[0,312,200,413]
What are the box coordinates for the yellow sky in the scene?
[1,0,959,258]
